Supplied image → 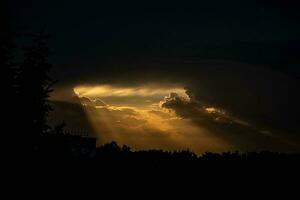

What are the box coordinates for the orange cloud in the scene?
[73,84,233,153]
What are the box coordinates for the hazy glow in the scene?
[74,85,188,99]
[74,84,233,153]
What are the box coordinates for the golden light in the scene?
[205,107,226,115]
[73,84,233,154]
[74,85,188,99]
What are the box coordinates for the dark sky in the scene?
[9,0,300,79]
[8,0,300,152]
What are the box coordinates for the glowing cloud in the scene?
[73,84,233,153]
[74,85,188,99]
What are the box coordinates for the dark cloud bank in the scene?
[11,0,300,152]
[161,92,300,152]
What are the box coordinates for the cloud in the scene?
[59,89,235,153]
[51,60,300,153]
[74,85,187,98]
[93,98,107,107]
[160,92,300,152]
[78,97,93,105]
[148,110,171,119]
[78,97,106,107]
[94,107,143,128]
[22,0,299,153]
[183,64,300,136]
[80,105,186,151]
[160,92,207,120]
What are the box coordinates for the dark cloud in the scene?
[183,63,300,136]
[10,0,300,80]
[161,93,207,120]
[161,92,300,152]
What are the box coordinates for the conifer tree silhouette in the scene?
[1,34,16,102]
[17,29,55,138]
[1,32,18,144]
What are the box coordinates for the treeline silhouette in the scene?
[32,136,300,162]
[94,141,300,163]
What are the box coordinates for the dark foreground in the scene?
[18,134,300,164]
[7,134,300,185]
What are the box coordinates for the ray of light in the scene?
[73,84,234,153]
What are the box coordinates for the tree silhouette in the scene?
[1,30,19,141]
[1,34,16,103]
[17,29,55,138]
